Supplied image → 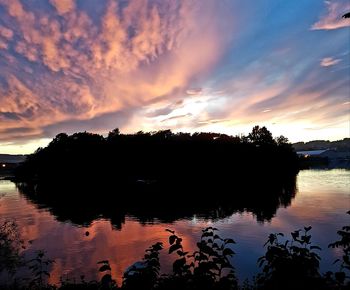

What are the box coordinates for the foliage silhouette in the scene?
[0,220,24,276]
[26,250,54,289]
[13,127,299,227]
[245,126,275,146]
[328,211,350,288]
[123,242,163,290]
[15,172,297,228]
[123,227,238,290]
[1,221,350,289]
[255,227,326,290]
[97,260,117,289]
[14,127,299,189]
[5,126,312,288]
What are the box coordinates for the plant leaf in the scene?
[169,243,182,254]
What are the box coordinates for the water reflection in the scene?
[15,173,297,227]
[0,170,349,285]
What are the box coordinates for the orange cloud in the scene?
[0,0,233,145]
[312,1,350,30]
[50,0,75,15]
[320,57,341,67]
[0,25,13,39]
[186,88,203,95]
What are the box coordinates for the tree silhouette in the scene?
[107,128,120,141]
[342,12,350,18]
[247,126,276,146]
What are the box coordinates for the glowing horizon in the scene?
[0,0,349,154]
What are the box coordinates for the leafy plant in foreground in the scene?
[256,226,325,290]
[328,211,350,288]
[97,260,117,289]
[0,220,24,276]
[157,227,237,290]
[123,242,163,290]
[27,250,55,289]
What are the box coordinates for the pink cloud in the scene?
[320,57,341,67]
[0,0,234,143]
[50,0,75,15]
[186,88,203,95]
[0,39,7,49]
[0,25,13,39]
[311,1,350,30]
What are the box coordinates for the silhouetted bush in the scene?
[327,211,350,288]
[26,251,54,289]
[255,227,325,290]
[2,220,350,289]
[0,220,24,276]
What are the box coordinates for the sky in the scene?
[0,0,349,154]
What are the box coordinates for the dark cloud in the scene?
[0,127,34,134]
[0,112,21,121]
[146,100,184,118]
[42,109,134,138]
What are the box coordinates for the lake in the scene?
[0,169,349,286]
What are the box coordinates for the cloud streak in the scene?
[311,0,350,30]
[320,57,341,67]
[0,0,349,151]
[0,0,233,144]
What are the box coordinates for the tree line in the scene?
[14,126,299,188]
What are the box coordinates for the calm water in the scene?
[0,169,349,285]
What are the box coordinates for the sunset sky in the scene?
[0,0,349,154]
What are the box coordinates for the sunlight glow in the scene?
[0,138,51,154]
[0,0,349,153]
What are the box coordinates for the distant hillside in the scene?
[0,154,27,163]
[293,138,350,151]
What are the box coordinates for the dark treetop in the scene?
[13,126,299,225]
